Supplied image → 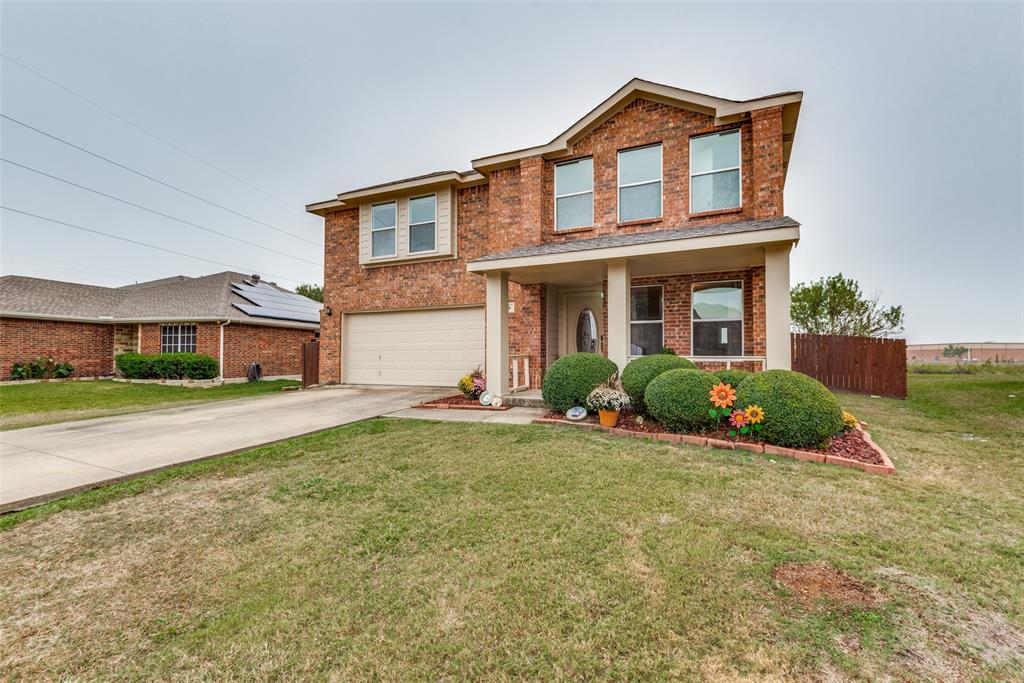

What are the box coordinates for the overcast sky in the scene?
[2,1,1021,343]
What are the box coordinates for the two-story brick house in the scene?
[307,79,802,395]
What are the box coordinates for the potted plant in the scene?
[586,377,629,428]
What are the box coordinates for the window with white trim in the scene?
[630,285,663,356]
[690,130,740,212]
[692,281,743,356]
[160,324,196,353]
[554,157,593,230]
[371,201,397,258]
[408,195,436,253]
[618,144,662,222]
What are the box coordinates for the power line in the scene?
[2,157,321,266]
[2,255,145,285]
[1,206,307,284]
[0,114,322,247]
[2,248,157,279]
[2,52,296,211]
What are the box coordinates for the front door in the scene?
[562,291,603,356]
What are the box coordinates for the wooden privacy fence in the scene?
[791,333,907,399]
[301,340,319,388]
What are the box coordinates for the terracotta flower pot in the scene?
[598,409,620,427]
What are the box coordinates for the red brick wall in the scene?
[597,267,766,364]
[139,321,312,378]
[222,323,312,378]
[0,317,114,377]
[318,99,787,385]
[539,98,782,241]
[138,322,219,359]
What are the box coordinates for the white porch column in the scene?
[765,244,792,370]
[606,258,631,372]
[485,271,510,396]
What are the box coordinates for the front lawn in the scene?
[0,379,299,430]
[0,373,1021,680]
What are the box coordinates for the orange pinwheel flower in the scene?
[709,382,736,408]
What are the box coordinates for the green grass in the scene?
[1,374,1022,680]
[0,379,300,429]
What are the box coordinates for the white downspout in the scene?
[218,321,231,380]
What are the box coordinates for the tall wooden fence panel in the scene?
[302,340,319,388]
[791,334,907,399]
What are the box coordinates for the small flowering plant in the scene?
[841,410,859,432]
[457,366,485,399]
[586,385,629,412]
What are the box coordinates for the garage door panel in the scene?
[344,307,484,386]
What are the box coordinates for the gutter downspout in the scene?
[218,321,231,381]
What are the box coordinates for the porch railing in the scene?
[510,354,531,392]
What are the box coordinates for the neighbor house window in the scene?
[555,157,593,230]
[692,281,743,356]
[371,201,397,258]
[690,130,741,213]
[409,194,436,253]
[630,285,663,356]
[161,324,196,353]
[618,144,662,222]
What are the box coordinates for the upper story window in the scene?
[617,144,662,223]
[690,130,740,213]
[692,281,743,356]
[371,201,397,258]
[554,158,593,230]
[630,285,664,356]
[409,195,436,253]
[161,324,196,354]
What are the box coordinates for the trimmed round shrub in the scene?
[735,369,844,448]
[644,368,720,432]
[542,352,618,412]
[621,354,697,415]
[714,369,752,388]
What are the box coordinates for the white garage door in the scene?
[344,307,484,386]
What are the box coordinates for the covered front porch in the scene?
[467,218,799,396]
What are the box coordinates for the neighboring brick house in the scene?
[0,272,320,380]
[307,78,803,394]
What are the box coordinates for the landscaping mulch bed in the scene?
[419,395,510,411]
[538,409,895,475]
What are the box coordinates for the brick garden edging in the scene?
[532,417,896,475]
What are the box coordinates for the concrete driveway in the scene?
[0,385,445,512]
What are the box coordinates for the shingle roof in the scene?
[469,216,800,263]
[0,272,321,326]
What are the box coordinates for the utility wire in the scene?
[0,114,322,247]
[2,157,321,266]
[2,53,296,211]
[2,248,156,279]
[1,206,305,284]
[2,254,144,285]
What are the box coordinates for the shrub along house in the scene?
[0,272,320,380]
[307,78,802,396]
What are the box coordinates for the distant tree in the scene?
[790,273,904,338]
[295,283,323,303]
[943,344,969,360]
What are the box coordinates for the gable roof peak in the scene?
[471,78,803,172]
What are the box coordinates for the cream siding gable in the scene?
[358,187,455,265]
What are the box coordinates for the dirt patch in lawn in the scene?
[772,561,879,610]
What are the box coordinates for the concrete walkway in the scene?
[0,385,445,512]
[387,406,548,424]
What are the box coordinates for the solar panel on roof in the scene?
[232,303,320,324]
[229,281,322,324]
